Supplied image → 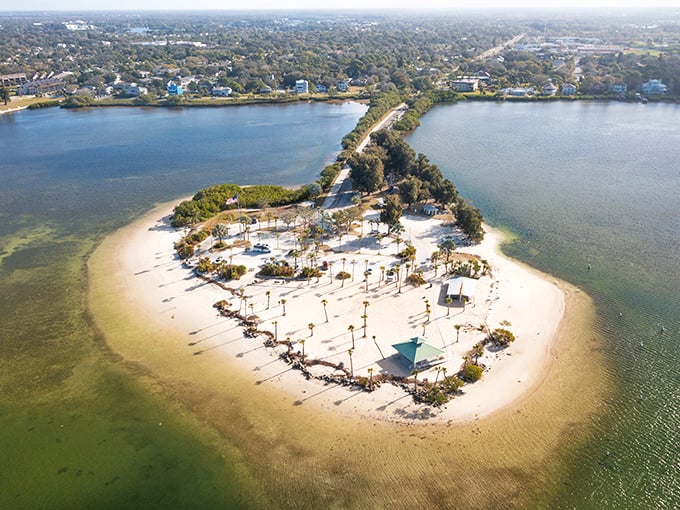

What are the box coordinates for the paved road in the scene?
[322,102,407,211]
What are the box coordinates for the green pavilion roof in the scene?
[392,337,445,366]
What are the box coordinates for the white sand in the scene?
[111,203,564,424]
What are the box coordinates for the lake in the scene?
[0,99,678,509]
[407,100,680,508]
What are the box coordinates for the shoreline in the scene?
[88,199,610,507]
[93,200,566,424]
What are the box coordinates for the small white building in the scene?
[124,83,147,97]
[211,86,232,97]
[295,79,309,94]
[446,277,477,303]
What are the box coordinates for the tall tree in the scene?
[379,195,403,232]
[349,152,385,194]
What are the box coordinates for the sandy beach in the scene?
[108,202,564,424]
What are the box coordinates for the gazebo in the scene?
[392,337,445,369]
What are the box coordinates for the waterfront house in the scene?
[541,83,558,96]
[641,79,668,95]
[423,204,439,216]
[315,84,327,93]
[610,83,628,94]
[336,80,349,92]
[392,337,445,369]
[561,83,577,95]
[295,79,309,94]
[124,83,147,97]
[451,78,479,92]
[211,86,232,97]
[166,81,183,95]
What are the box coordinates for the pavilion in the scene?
[392,337,445,369]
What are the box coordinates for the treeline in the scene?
[393,90,462,132]
[171,183,312,228]
[340,91,405,158]
[349,129,484,242]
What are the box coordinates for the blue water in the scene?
[0,101,366,510]
[407,100,680,508]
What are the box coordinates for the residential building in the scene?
[541,83,558,96]
[451,78,479,92]
[336,79,349,92]
[610,83,628,94]
[124,83,147,96]
[295,79,309,94]
[18,78,64,96]
[166,81,183,95]
[1,73,27,87]
[641,79,668,95]
[315,84,327,93]
[562,83,577,95]
[211,86,232,97]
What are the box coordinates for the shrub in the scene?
[336,271,351,280]
[217,264,247,280]
[405,272,426,286]
[461,363,483,383]
[176,243,195,259]
[259,262,295,278]
[300,266,321,279]
[441,375,464,394]
[489,328,516,347]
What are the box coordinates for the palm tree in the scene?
[300,339,306,358]
[272,320,278,341]
[347,348,354,378]
[266,290,271,309]
[351,259,356,281]
[379,266,385,283]
[434,367,442,385]
[280,298,287,316]
[422,321,427,336]
[377,234,383,255]
[425,303,432,322]
[395,265,402,293]
[367,367,374,391]
[248,303,255,316]
[454,324,462,343]
[348,324,355,348]
[342,257,347,274]
[446,296,453,316]
[328,261,334,284]
[308,322,315,337]
[431,250,440,276]
[412,369,420,391]
[362,300,370,316]
[361,314,368,338]
[372,335,385,359]
[321,299,328,322]
[212,223,229,246]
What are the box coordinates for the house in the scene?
[423,204,439,216]
[211,86,232,97]
[336,80,349,92]
[541,83,558,96]
[642,79,668,95]
[259,86,273,94]
[295,79,309,94]
[500,87,533,97]
[445,276,477,303]
[314,84,327,93]
[451,78,479,92]
[610,83,628,94]
[124,83,147,97]
[166,81,183,95]
[562,83,577,95]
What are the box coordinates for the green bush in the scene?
[461,363,483,383]
[176,243,195,259]
[300,266,321,279]
[217,264,247,280]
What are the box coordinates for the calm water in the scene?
[0,102,366,510]
[1,100,678,509]
[407,101,680,509]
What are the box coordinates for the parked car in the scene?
[251,243,271,253]
[321,260,329,271]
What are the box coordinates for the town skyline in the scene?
[3,0,680,12]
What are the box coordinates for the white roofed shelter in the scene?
[446,276,477,303]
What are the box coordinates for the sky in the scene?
[4,0,680,11]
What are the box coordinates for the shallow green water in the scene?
[407,100,680,508]
[0,102,366,509]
